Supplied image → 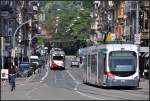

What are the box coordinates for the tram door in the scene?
[87,55,91,82]
[83,56,87,82]
[98,52,105,83]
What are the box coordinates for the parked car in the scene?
[19,62,32,77]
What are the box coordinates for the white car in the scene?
[30,55,39,66]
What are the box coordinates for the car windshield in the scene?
[31,59,39,62]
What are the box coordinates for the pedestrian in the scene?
[31,63,36,74]
[139,55,144,78]
[9,65,16,91]
[37,64,41,76]
[42,59,45,68]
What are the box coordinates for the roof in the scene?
[30,55,39,59]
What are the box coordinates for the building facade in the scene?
[0,0,17,68]
[0,0,41,68]
[90,0,149,44]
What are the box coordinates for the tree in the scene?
[43,1,92,41]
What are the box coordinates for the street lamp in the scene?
[55,16,60,33]
[57,8,60,11]
[77,16,80,19]
[12,19,38,65]
[13,19,38,48]
[73,19,77,22]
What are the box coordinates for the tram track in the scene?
[78,84,148,100]
[69,67,148,100]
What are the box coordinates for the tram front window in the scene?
[109,51,137,77]
[53,56,64,60]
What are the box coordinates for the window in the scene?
[91,54,97,73]
[109,51,137,77]
[144,19,148,30]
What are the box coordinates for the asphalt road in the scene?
[1,56,149,100]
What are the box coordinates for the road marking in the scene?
[54,71,57,84]
[66,70,77,83]
[66,70,104,100]
[25,82,41,99]
[26,74,36,82]
[75,90,104,100]
[16,83,25,85]
[40,65,49,81]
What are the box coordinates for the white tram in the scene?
[79,43,140,88]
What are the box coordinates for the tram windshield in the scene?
[109,51,137,76]
[53,56,64,60]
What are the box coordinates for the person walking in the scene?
[139,55,144,78]
[9,65,16,91]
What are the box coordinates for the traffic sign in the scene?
[1,69,8,79]
[11,49,15,58]
[134,33,141,44]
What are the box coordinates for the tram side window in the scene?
[88,55,90,68]
[103,54,106,72]
[83,56,87,71]
[91,54,97,73]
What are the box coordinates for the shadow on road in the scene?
[83,82,142,90]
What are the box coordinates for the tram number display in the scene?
[111,52,133,57]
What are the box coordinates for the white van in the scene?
[30,55,39,65]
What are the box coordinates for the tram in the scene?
[49,48,65,70]
[79,43,140,88]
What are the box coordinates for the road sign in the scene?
[1,69,8,79]
[134,33,141,44]
[11,49,15,57]
[112,33,116,41]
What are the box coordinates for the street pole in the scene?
[136,1,139,35]
[13,19,38,49]
[29,19,32,63]
[12,19,37,65]
[135,1,139,42]
[29,33,31,63]
[1,37,4,69]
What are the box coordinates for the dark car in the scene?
[19,62,32,77]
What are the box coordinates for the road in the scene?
[1,56,149,100]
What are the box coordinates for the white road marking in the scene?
[75,90,105,100]
[54,71,57,84]
[40,65,49,81]
[16,83,25,85]
[66,70,78,83]
[26,74,36,83]
[66,70,104,100]
[25,83,41,99]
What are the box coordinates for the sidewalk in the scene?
[1,77,28,86]
[1,77,41,100]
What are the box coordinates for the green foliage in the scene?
[43,1,92,41]
[37,37,45,45]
